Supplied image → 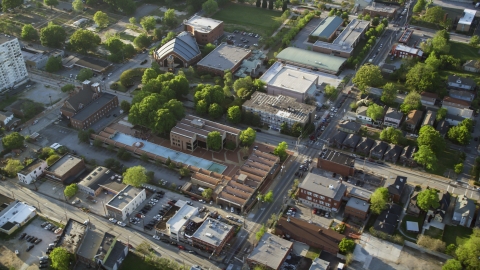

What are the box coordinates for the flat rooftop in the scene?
[72,93,117,121]
[0,202,36,228]
[58,219,87,254]
[310,16,343,39]
[76,229,103,260]
[319,149,355,167]
[19,159,45,175]
[395,44,423,56]
[247,232,292,270]
[106,185,143,210]
[192,218,233,247]
[197,43,251,72]
[314,19,370,53]
[47,154,83,177]
[364,3,398,14]
[185,15,223,33]
[300,168,347,202]
[0,34,18,44]
[276,47,346,74]
[166,203,198,233]
[260,62,318,94]
[78,166,117,190]
[346,197,370,212]
[459,9,477,25]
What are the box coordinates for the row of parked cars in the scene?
[312,208,330,218]
[152,236,198,254]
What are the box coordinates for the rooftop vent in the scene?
[328,184,334,190]
[396,185,400,189]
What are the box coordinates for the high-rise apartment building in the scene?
[0,35,28,92]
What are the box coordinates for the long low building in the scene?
[276,47,346,75]
[0,201,37,235]
[196,43,251,76]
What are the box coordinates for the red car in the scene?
[312,209,317,214]
[178,245,185,250]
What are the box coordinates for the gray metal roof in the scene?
[155,31,201,62]
[310,16,343,39]
[300,169,347,202]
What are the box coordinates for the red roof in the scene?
[443,96,471,107]
[421,92,438,99]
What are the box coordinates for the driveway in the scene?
[291,17,322,49]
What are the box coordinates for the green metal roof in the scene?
[276,47,346,73]
[310,16,343,39]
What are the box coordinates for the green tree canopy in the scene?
[45,56,62,73]
[455,228,480,269]
[437,108,447,120]
[142,68,158,84]
[454,163,464,174]
[180,167,190,177]
[413,0,426,13]
[4,159,24,177]
[208,103,223,119]
[72,0,84,11]
[61,84,75,93]
[423,6,445,24]
[400,91,422,114]
[442,259,463,270]
[46,154,60,166]
[380,127,403,144]
[2,132,24,150]
[432,30,450,54]
[93,11,109,28]
[202,188,213,199]
[370,187,389,214]
[120,100,131,113]
[50,247,70,270]
[78,129,94,143]
[414,145,438,169]
[417,125,445,154]
[163,8,177,27]
[339,238,356,253]
[324,85,337,97]
[64,183,78,198]
[21,24,39,41]
[69,29,101,53]
[240,127,256,146]
[163,99,185,120]
[381,83,397,105]
[77,68,93,81]
[40,22,66,48]
[273,141,288,161]
[448,125,471,145]
[202,43,216,56]
[405,63,438,92]
[255,224,266,241]
[417,188,440,211]
[123,165,149,187]
[470,35,480,48]
[227,106,242,124]
[202,0,218,13]
[366,103,384,121]
[425,52,442,70]
[44,0,59,9]
[133,33,151,49]
[140,16,156,33]
[2,0,23,12]
[153,109,177,134]
[352,64,383,93]
[264,190,274,203]
[207,131,222,151]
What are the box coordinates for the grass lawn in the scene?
[426,148,460,176]
[443,225,473,246]
[212,3,284,36]
[0,94,18,111]
[439,69,480,86]
[120,32,136,42]
[449,42,480,62]
[424,226,444,239]
[305,247,321,260]
[401,214,425,239]
[119,252,151,270]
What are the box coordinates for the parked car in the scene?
[26,245,34,252]
[117,221,126,227]
[19,233,26,239]
[109,218,117,223]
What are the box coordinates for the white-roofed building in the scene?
[184,15,224,45]
[391,44,423,59]
[0,201,37,235]
[191,218,234,255]
[166,203,198,241]
[457,9,477,32]
[153,31,202,68]
[196,43,252,76]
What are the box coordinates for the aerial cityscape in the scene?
[0,0,479,270]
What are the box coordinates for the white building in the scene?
[0,201,37,235]
[106,185,146,221]
[166,203,198,242]
[0,35,29,92]
[457,9,476,32]
[17,159,48,185]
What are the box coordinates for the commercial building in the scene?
[260,62,321,103]
[276,47,346,75]
[457,9,476,32]
[391,44,424,59]
[0,201,36,235]
[383,107,403,128]
[275,216,344,254]
[153,31,202,68]
[17,159,47,185]
[77,166,125,197]
[317,148,355,177]
[183,15,224,45]
[308,16,343,42]
[61,80,119,129]
[21,46,64,69]
[363,3,399,19]
[312,19,370,58]
[62,55,112,73]
[298,168,347,212]
[0,35,29,92]
[386,176,407,203]
[246,232,293,270]
[106,185,146,221]
[242,92,315,130]
[170,114,241,151]
[44,154,86,183]
[196,43,251,76]
[191,218,234,255]
[166,203,198,241]
[57,219,87,257]
[77,230,128,270]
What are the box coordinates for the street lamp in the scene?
[49,94,52,107]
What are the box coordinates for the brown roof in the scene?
[421,92,438,99]
[443,96,471,107]
[405,110,423,125]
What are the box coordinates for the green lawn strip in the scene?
[305,247,321,260]
[426,147,460,176]
[424,226,443,239]
[443,225,472,246]
[449,42,480,62]
[119,32,136,42]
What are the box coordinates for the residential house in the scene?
[381,64,397,74]
[76,231,129,270]
[329,131,348,148]
[373,204,402,235]
[383,107,403,128]
[452,195,475,227]
[435,120,450,137]
[355,137,375,156]
[309,258,330,270]
[386,176,407,203]
[421,110,436,127]
[421,92,438,106]
[356,106,373,125]
[0,111,19,130]
[405,110,423,132]
[345,197,370,220]
[391,44,423,59]
[370,141,388,159]
[463,60,479,73]
[445,114,465,126]
[427,192,451,223]
[400,145,417,166]
[447,75,476,91]
[406,191,421,217]
[341,134,361,152]
[442,97,473,120]
[383,144,403,164]
[449,89,475,102]
[17,159,47,185]
[337,120,361,134]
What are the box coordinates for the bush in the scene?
[417,235,446,252]
[369,227,404,245]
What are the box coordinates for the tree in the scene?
[425,52,442,70]
[264,190,274,203]
[133,33,150,49]
[2,132,24,150]
[400,91,422,114]
[273,141,288,161]
[164,99,185,120]
[50,247,70,270]
[442,259,463,270]
[448,125,471,145]
[324,85,337,97]
[78,129,94,143]
[69,29,101,53]
[366,104,384,121]
[202,43,216,56]
[255,224,266,241]
[129,17,137,25]
[72,0,84,11]
[352,64,383,93]
[92,11,109,28]
[207,131,222,151]
[339,239,356,253]
[40,22,66,48]
[21,24,39,41]
[121,100,131,113]
[196,99,208,115]
[45,56,62,73]
[4,159,24,177]
[61,84,75,93]
[414,145,437,169]
[470,35,480,48]
[227,106,241,124]
[240,127,256,146]
[455,229,480,269]
[370,187,389,214]
[123,165,149,187]
[77,68,93,81]
[2,0,23,12]
[142,68,158,84]
[163,8,177,27]
[262,0,267,8]
[454,163,464,174]
[417,125,445,154]
[423,6,445,24]
[64,183,78,198]
[432,32,450,54]
[233,76,253,93]
[44,0,59,9]
[201,188,213,199]
[459,118,474,132]
[417,188,440,211]
[153,109,177,134]
[208,103,223,119]
[274,0,282,9]
[46,154,60,166]
[437,108,447,120]
[140,16,156,33]
[406,63,438,92]
[380,127,403,144]
[413,0,425,13]
[180,167,190,177]
[380,83,397,105]
[202,0,218,15]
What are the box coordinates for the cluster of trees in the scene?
[370,187,389,214]
[280,122,304,137]
[443,228,480,270]
[239,127,257,146]
[207,131,223,151]
[273,141,288,161]
[413,125,446,170]
[233,76,266,100]
[2,132,24,150]
[252,0,287,11]
[346,21,385,68]
[448,118,473,145]
[194,84,225,119]
[380,127,404,145]
[413,0,427,13]
[3,159,24,177]
[103,0,136,15]
[104,35,136,62]
[352,64,384,93]
[45,56,63,73]
[202,0,218,15]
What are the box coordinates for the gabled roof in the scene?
[384,144,403,161]
[338,120,361,133]
[356,137,375,153]
[447,75,476,87]
[453,195,475,221]
[373,204,402,235]
[388,176,407,196]
[155,31,201,62]
[463,59,479,69]
[436,120,450,135]
[342,134,361,148]
[385,107,403,120]
[310,16,343,39]
[330,130,348,144]
[356,106,368,116]
[443,96,471,107]
[63,89,96,113]
[0,111,13,122]
[421,92,439,99]
[405,110,423,126]
[371,140,388,155]
[401,145,417,159]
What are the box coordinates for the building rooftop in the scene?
[405,110,423,125]
[436,119,450,135]
[0,34,18,44]
[348,187,372,200]
[46,154,83,177]
[459,9,477,25]
[184,15,223,33]
[247,232,293,270]
[443,96,471,107]
[19,159,45,175]
[319,148,355,167]
[78,166,118,191]
[387,176,407,196]
[155,31,201,62]
[103,240,126,268]
[191,218,233,247]
[71,93,117,121]
[57,219,87,254]
[260,62,319,95]
[171,114,241,139]
[338,120,361,133]
[364,3,398,13]
[0,201,36,229]
[106,185,143,210]
[197,43,251,72]
[166,203,198,233]
[313,19,370,54]
[421,92,438,100]
[385,107,403,120]
[276,47,346,74]
[242,92,316,123]
[309,258,330,270]
[300,168,347,201]
[422,110,436,126]
[310,16,343,39]
[76,229,103,260]
[394,44,423,57]
[453,195,475,220]
[447,75,476,87]
[346,197,370,212]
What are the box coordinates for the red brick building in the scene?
[44,154,86,183]
[345,197,370,220]
[391,44,424,59]
[317,148,355,176]
[191,218,234,255]
[184,15,224,45]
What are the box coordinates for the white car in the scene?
[109,218,117,223]
[199,199,205,203]
[117,221,126,227]
[15,250,19,255]
[187,201,193,206]
[153,235,160,240]
[107,73,112,77]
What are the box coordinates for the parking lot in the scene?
[225,31,261,49]
[291,17,322,49]
[287,203,333,229]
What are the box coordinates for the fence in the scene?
[404,240,453,260]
